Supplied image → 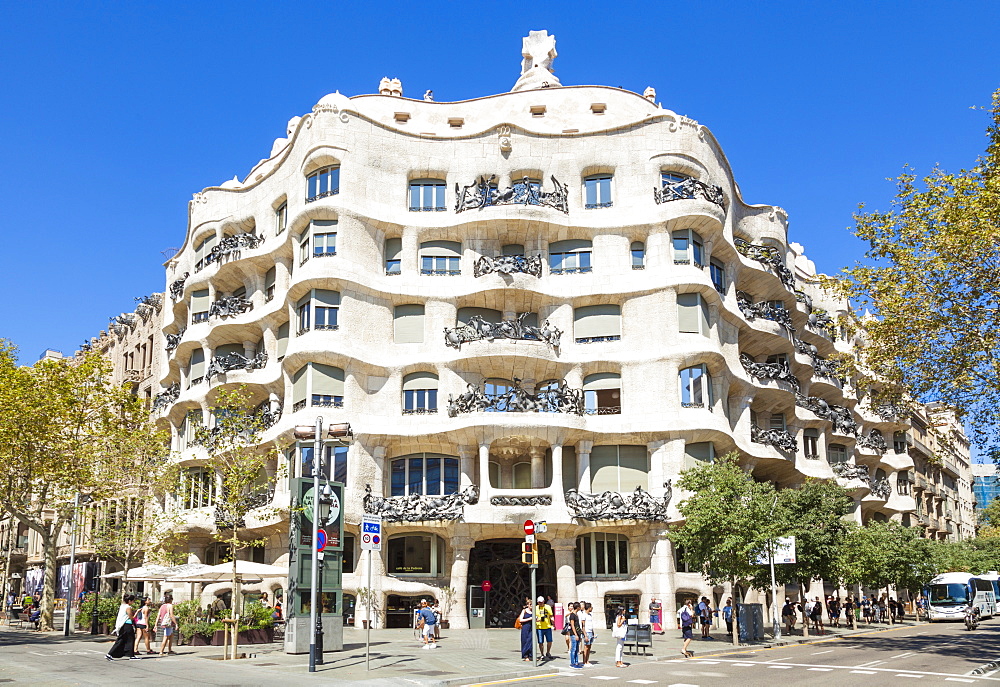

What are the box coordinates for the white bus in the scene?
[925,572,997,621]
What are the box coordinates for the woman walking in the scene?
[581,602,595,667]
[679,599,696,658]
[567,602,583,669]
[157,593,177,656]
[517,599,534,661]
[133,596,154,655]
[612,606,628,668]
[105,594,137,661]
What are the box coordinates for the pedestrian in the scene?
[535,596,554,660]
[259,591,270,607]
[581,602,595,667]
[844,596,855,629]
[112,593,130,636]
[811,596,824,635]
[416,599,437,649]
[679,599,696,658]
[829,595,841,629]
[432,600,442,639]
[106,593,138,661]
[722,597,734,637]
[861,595,871,623]
[156,593,177,656]
[210,594,227,621]
[781,597,796,635]
[133,596,154,655]
[517,598,534,661]
[878,594,888,624]
[566,602,583,668]
[612,606,628,668]
[698,597,712,639]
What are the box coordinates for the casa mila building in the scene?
[147,30,948,631]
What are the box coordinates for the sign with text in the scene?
[755,536,797,565]
[361,514,382,551]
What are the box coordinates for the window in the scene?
[296,443,347,482]
[489,461,501,488]
[672,229,704,267]
[291,363,345,412]
[178,467,216,509]
[419,240,461,276]
[387,534,445,576]
[677,293,710,335]
[409,179,446,211]
[512,177,542,205]
[803,428,820,458]
[299,220,337,264]
[393,304,424,343]
[180,409,203,450]
[590,445,647,492]
[190,289,210,323]
[402,372,438,414]
[549,239,592,275]
[306,166,340,202]
[194,235,217,272]
[513,462,532,489]
[342,534,356,573]
[674,544,693,573]
[264,267,276,302]
[584,373,621,415]
[313,230,337,258]
[457,307,502,328]
[275,202,287,236]
[484,378,513,412]
[390,453,459,496]
[661,171,689,186]
[385,238,402,275]
[770,413,787,432]
[679,364,712,408]
[576,533,629,577]
[188,349,206,387]
[684,441,715,467]
[828,443,847,464]
[898,470,911,495]
[631,241,645,270]
[583,174,613,209]
[276,322,289,361]
[297,289,340,334]
[574,304,621,343]
[893,431,907,454]
[710,258,726,294]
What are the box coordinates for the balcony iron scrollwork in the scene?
[856,429,888,454]
[739,353,801,393]
[875,403,909,421]
[807,308,837,338]
[490,495,553,507]
[204,232,265,267]
[446,379,583,417]
[792,338,842,382]
[751,423,798,453]
[473,254,543,278]
[734,238,796,290]
[362,483,480,522]
[257,399,282,430]
[736,291,796,332]
[565,483,672,521]
[444,313,561,351]
[215,487,275,528]
[152,384,180,413]
[165,329,185,353]
[455,175,569,214]
[206,350,268,380]
[869,477,892,500]
[794,393,859,436]
[209,296,252,319]
[169,273,189,301]
[134,294,163,320]
[832,462,870,483]
[654,177,725,209]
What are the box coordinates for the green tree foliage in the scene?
[830,88,1000,448]
[980,496,1000,529]
[667,453,782,645]
[840,520,938,593]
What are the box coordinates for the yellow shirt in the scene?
[535,604,553,629]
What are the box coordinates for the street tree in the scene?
[667,453,783,645]
[841,520,938,597]
[0,342,168,630]
[828,88,1000,449]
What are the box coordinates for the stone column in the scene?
[550,444,566,509]
[576,440,594,492]
[243,340,256,358]
[647,440,668,496]
[458,445,476,490]
[448,536,474,630]
[552,541,577,605]
[371,446,387,496]
[479,442,492,500]
[402,226,420,275]
[530,447,545,489]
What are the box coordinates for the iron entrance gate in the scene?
[468,539,556,627]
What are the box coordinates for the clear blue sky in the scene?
[1,1,998,362]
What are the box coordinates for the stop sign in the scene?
[482,580,492,592]
[524,520,534,535]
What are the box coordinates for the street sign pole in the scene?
[360,513,382,671]
[366,547,372,670]
[770,541,781,640]
[309,416,322,672]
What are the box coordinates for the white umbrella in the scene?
[166,561,289,583]
[101,563,215,582]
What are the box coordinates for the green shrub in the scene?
[179,619,217,642]
[77,593,121,628]
[239,601,274,631]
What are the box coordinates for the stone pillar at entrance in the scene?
[576,440,594,492]
[479,443,491,500]
[552,540,577,606]
[448,537,473,630]
[530,447,545,488]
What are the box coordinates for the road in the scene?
[512,620,1000,687]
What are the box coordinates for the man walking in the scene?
[781,598,796,635]
[698,597,712,639]
[417,599,438,649]
[535,596,554,660]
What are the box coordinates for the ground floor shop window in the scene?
[604,594,640,628]
[387,534,445,576]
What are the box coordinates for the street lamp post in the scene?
[309,415,322,673]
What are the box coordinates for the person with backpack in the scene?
[698,597,713,639]
[810,596,824,635]
[781,598,796,635]
[156,593,177,656]
[133,596,154,655]
[679,599,696,658]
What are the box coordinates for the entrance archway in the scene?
[468,539,556,627]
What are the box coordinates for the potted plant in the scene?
[238,601,275,644]
[437,586,456,630]
[357,587,381,630]
[181,620,217,646]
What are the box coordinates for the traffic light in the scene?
[521,542,538,565]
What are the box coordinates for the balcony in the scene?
[734,238,796,290]
[653,177,725,210]
[169,273,188,301]
[151,384,180,413]
[750,423,797,453]
[832,462,870,484]
[739,353,801,393]
[473,254,543,278]
[206,351,267,381]
[362,483,479,522]
[203,232,264,268]
[736,291,796,332]
[794,394,859,436]
[856,430,888,454]
[869,477,891,500]
[455,175,569,214]
[444,314,561,351]
[209,296,252,319]
[565,486,671,521]
[446,380,583,417]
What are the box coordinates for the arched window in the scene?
[549,239,592,274]
[583,174,613,209]
[574,305,621,344]
[590,445,647,492]
[386,534,446,576]
[576,533,629,576]
[419,240,461,276]
[306,166,340,202]
[291,363,345,412]
[631,241,645,269]
[583,373,621,415]
[677,293,710,335]
[402,371,438,414]
[409,179,446,212]
[385,238,402,275]
[672,229,704,267]
[389,453,459,496]
[679,364,712,409]
[513,462,532,489]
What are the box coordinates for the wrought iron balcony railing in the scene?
[565,483,672,521]
[473,254,543,278]
[491,495,553,507]
[736,291,796,332]
[447,379,583,417]
[455,175,569,213]
[306,188,339,203]
[169,272,189,301]
[869,477,891,500]
[165,328,185,353]
[209,296,252,319]
[856,429,888,454]
[203,232,264,269]
[734,238,796,290]
[575,335,621,344]
[444,314,562,351]
[750,423,797,453]
[585,405,621,415]
[739,353,801,393]
[257,401,282,430]
[794,393,859,436]
[832,462,870,483]
[206,351,268,381]
[292,400,307,412]
[362,483,480,522]
[791,339,843,382]
[402,407,438,415]
[152,384,180,413]
[191,312,210,324]
[654,177,725,209]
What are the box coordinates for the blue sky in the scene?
[1,1,998,362]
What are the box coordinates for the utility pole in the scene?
[309,416,322,673]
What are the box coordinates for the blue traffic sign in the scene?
[316,528,327,551]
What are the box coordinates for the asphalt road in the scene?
[534,620,1000,686]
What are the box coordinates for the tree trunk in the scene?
[731,578,739,646]
[799,579,809,638]
[40,527,58,631]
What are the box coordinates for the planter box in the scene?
[211,629,226,646]
[210,627,274,645]
[189,633,213,646]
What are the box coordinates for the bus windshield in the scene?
[929,583,968,605]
